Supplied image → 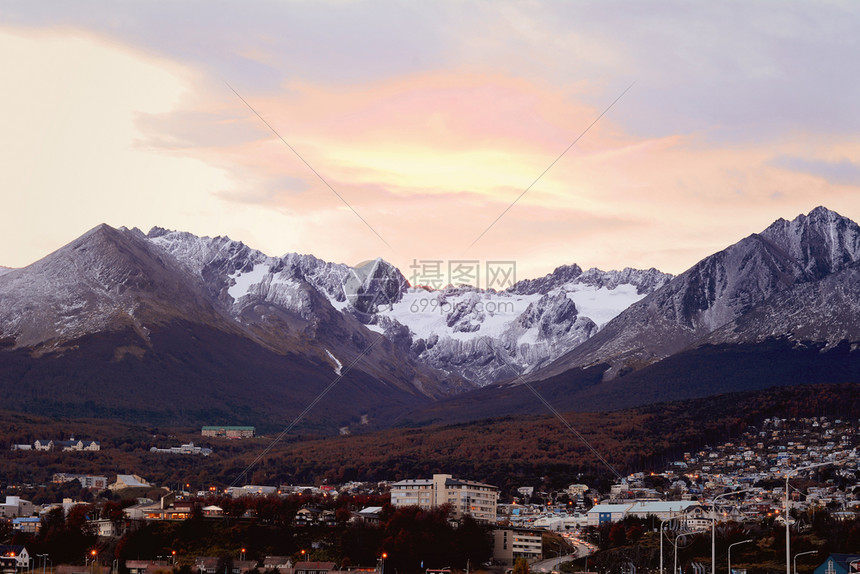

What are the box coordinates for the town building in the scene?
[351,506,384,525]
[586,501,701,526]
[32,439,99,451]
[201,426,255,439]
[53,473,109,490]
[11,517,40,534]
[813,554,860,574]
[0,497,34,519]
[195,557,258,574]
[126,560,170,574]
[149,442,212,456]
[0,545,31,569]
[390,474,498,523]
[109,474,151,491]
[492,527,543,566]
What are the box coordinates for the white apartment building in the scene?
[390,474,498,523]
[493,527,543,566]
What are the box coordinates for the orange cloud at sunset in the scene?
[2,1,859,283]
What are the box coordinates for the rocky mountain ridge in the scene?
[528,206,860,382]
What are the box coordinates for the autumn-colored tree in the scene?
[513,557,529,574]
[608,523,627,547]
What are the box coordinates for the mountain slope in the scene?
[0,225,455,430]
[530,206,860,381]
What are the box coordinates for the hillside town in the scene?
[0,417,856,574]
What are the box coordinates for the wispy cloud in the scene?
[2,2,860,279]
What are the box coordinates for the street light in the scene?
[785,459,843,574]
[673,532,687,574]
[240,549,246,562]
[659,517,674,574]
[727,539,752,574]
[712,489,754,574]
[380,553,387,574]
[793,551,817,574]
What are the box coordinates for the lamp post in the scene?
[785,460,841,574]
[727,539,751,574]
[240,549,246,562]
[793,551,817,574]
[712,489,754,574]
[86,550,97,574]
[673,532,687,574]
[380,553,387,574]
[659,517,674,574]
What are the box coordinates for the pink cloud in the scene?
[132,71,860,278]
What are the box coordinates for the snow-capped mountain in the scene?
[146,227,670,387]
[531,206,860,382]
[362,264,671,385]
[0,225,462,429]
[0,222,671,427]
[2,206,859,428]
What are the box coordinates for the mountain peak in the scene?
[760,205,860,281]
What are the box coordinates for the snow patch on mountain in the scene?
[564,283,646,327]
[325,348,343,376]
[228,263,271,300]
[361,267,671,385]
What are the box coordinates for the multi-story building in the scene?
[53,473,108,490]
[492,527,543,566]
[0,497,34,519]
[390,474,498,523]
[201,426,255,438]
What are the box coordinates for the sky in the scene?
[2,1,860,284]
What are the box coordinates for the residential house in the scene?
[11,518,40,534]
[57,439,100,451]
[126,561,170,574]
[202,505,223,517]
[813,554,860,574]
[263,557,292,572]
[351,506,383,525]
[294,507,321,527]
[195,557,257,574]
[0,545,31,569]
[288,561,336,574]
[88,518,126,537]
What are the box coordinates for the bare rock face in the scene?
[531,206,860,382]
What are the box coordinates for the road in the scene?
[531,542,591,572]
